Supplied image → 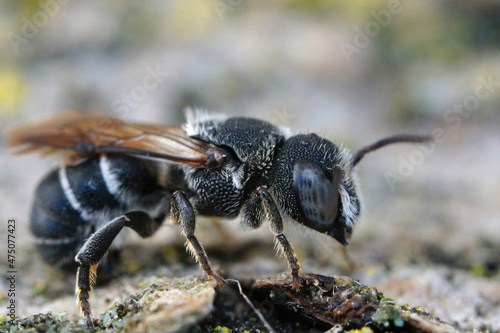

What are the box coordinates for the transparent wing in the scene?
[5,112,215,167]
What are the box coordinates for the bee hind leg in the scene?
[75,211,162,328]
[170,191,225,288]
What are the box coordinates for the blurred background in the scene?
[0,1,499,331]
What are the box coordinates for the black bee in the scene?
[6,110,430,327]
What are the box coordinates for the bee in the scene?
[6,110,430,327]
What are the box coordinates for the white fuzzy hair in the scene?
[182,108,228,137]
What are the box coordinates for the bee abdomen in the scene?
[30,155,167,269]
[30,168,91,268]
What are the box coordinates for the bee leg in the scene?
[254,186,302,289]
[171,191,226,288]
[75,211,162,328]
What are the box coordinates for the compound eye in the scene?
[293,161,342,233]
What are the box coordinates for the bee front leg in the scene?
[170,191,226,288]
[75,211,162,328]
[253,186,302,289]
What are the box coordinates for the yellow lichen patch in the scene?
[124,261,143,274]
[470,263,487,277]
[348,327,374,333]
[34,281,47,296]
[161,245,181,263]
[214,326,231,333]
[379,295,395,303]
[0,70,25,113]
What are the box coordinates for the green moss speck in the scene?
[372,303,406,328]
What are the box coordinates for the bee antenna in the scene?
[351,134,432,168]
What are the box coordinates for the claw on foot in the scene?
[291,274,302,290]
[86,314,94,328]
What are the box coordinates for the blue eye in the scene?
[293,160,342,233]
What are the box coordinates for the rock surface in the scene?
[2,272,462,333]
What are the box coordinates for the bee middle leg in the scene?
[170,190,225,288]
[250,186,302,289]
[75,211,162,328]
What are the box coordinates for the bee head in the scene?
[270,133,361,245]
[278,132,431,245]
